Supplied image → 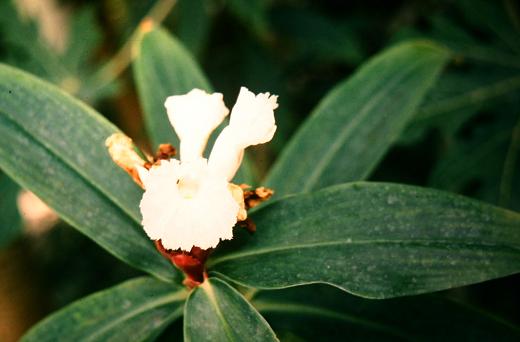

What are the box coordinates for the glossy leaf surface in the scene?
[22,277,187,342]
[210,182,520,298]
[184,278,278,341]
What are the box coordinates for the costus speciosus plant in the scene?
[0,21,518,341]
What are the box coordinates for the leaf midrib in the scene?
[209,239,520,267]
[201,281,237,342]
[82,290,186,341]
[0,71,141,224]
[0,109,141,226]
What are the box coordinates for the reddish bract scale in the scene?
[155,240,211,288]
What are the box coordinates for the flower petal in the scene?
[139,159,239,251]
[165,89,229,161]
[228,86,278,148]
[208,87,278,180]
[208,127,244,181]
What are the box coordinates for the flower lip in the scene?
[139,159,239,251]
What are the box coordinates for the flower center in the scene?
[177,175,200,199]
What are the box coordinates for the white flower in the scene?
[165,89,229,162]
[140,159,238,250]
[229,87,278,148]
[139,87,278,251]
[209,87,278,181]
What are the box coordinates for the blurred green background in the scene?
[0,0,519,340]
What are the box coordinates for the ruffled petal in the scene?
[228,86,278,148]
[165,89,229,162]
[139,159,239,251]
[139,159,181,241]
[208,87,278,180]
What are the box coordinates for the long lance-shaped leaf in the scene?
[21,277,187,342]
[132,24,254,184]
[184,278,278,342]
[209,182,520,299]
[265,41,449,197]
[252,284,520,341]
[0,64,177,281]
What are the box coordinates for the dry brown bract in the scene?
[105,133,179,188]
[154,143,177,161]
[241,185,274,209]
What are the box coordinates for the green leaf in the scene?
[0,173,21,248]
[0,64,177,281]
[22,277,187,342]
[271,8,365,64]
[400,68,520,145]
[429,123,511,193]
[184,278,278,341]
[253,284,520,341]
[226,0,270,39]
[176,0,213,56]
[63,7,102,75]
[389,14,520,69]
[209,182,520,299]
[0,2,108,101]
[133,25,211,149]
[426,13,520,69]
[132,25,254,184]
[413,74,520,130]
[265,41,449,197]
[0,1,69,83]
[456,0,520,54]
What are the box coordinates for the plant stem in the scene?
[88,0,178,94]
[417,75,520,121]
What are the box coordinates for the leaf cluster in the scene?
[0,0,518,340]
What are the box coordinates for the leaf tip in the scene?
[139,18,155,34]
